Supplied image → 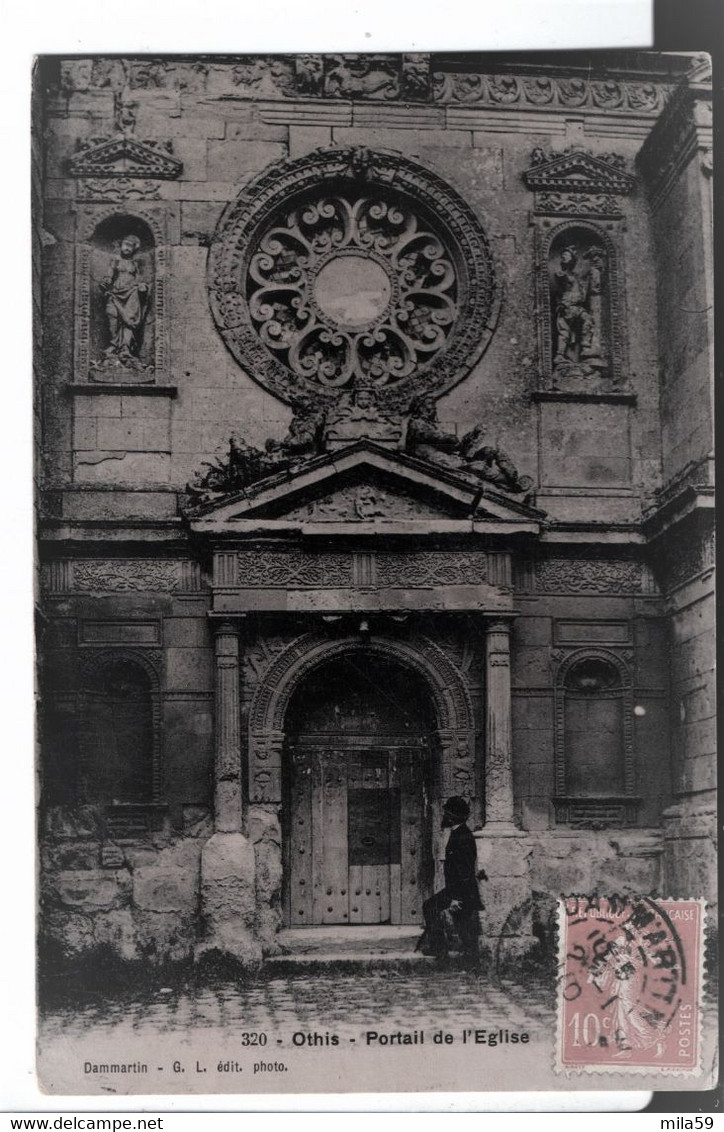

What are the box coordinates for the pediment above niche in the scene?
[523,149,635,195]
[187,443,546,534]
[68,137,183,179]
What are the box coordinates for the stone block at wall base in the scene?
[475,828,536,961]
[196,832,263,968]
[249,804,284,954]
[662,798,717,909]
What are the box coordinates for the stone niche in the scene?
[73,204,171,386]
[87,215,156,383]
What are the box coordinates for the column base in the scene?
[474,821,523,839]
[474,828,535,962]
[196,832,262,969]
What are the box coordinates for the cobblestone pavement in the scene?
[40,967,555,1040]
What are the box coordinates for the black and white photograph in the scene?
[27,34,717,1102]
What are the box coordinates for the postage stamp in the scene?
[557,896,705,1074]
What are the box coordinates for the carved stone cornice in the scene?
[67,137,183,180]
[636,83,712,209]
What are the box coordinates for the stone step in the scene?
[266,925,450,971]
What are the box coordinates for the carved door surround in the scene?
[246,631,476,809]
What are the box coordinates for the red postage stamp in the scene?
[557,896,704,1074]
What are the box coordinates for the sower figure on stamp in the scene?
[418,796,486,963]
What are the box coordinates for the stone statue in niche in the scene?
[405,395,533,496]
[91,232,153,382]
[549,239,609,385]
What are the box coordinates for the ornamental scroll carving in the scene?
[45,559,204,593]
[244,188,458,391]
[375,551,488,587]
[433,73,671,114]
[535,557,643,595]
[237,550,353,588]
[233,550,493,589]
[207,147,498,408]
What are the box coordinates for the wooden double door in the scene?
[287,743,431,926]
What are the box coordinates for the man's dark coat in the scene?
[443,822,483,911]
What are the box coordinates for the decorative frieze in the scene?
[376,551,489,588]
[533,192,621,219]
[58,56,675,114]
[43,558,204,593]
[236,551,353,589]
[76,178,162,202]
[432,72,671,114]
[232,549,497,590]
[534,557,644,595]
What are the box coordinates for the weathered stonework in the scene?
[36,51,715,971]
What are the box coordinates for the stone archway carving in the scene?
[247,632,475,804]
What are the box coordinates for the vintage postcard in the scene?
[33,47,717,1097]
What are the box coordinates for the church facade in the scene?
[35,52,715,969]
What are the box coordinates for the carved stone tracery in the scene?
[245,185,459,390]
[208,148,498,408]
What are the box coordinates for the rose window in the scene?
[209,148,498,404]
[246,191,458,389]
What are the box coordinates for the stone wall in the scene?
[37,55,677,528]
[36,53,715,968]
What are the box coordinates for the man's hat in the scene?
[443,796,470,822]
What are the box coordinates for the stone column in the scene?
[214,620,243,832]
[198,618,261,967]
[483,618,516,829]
[475,616,533,963]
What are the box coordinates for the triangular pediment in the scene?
[68,137,183,179]
[187,442,546,534]
[523,149,635,195]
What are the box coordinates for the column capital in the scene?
[483,614,517,632]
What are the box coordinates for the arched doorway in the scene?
[282,652,435,928]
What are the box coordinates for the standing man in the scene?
[419,796,485,963]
